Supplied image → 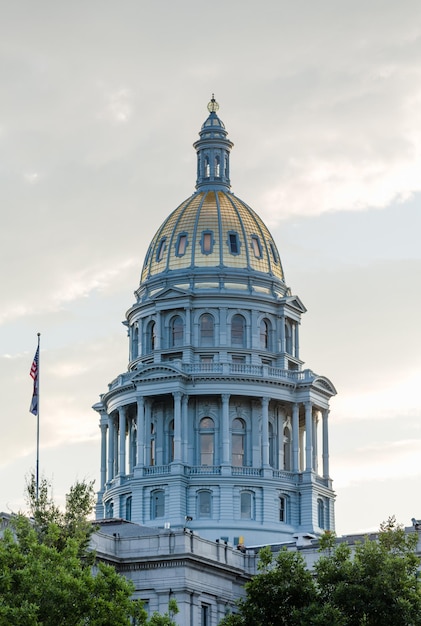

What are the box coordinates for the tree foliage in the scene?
[220,517,421,626]
[0,476,177,625]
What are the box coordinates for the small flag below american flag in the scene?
[29,346,39,415]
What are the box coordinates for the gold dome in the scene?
[140,190,284,284]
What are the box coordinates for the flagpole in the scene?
[35,332,40,501]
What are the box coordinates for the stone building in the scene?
[92,97,337,623]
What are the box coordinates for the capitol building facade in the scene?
[92,97,337,623]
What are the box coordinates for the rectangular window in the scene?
[202,231,213,254]
[177,234,187,256]
[251,235,262,258]
[228,232,239,254]
[201,604,210,626]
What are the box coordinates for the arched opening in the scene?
[151,490,165,519]
[199,417,214,466]
[232,418,245,467]
[200,313,214,346]
[197,490,212,518]
[170,315,184,347]
[231,314,245,347]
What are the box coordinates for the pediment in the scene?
[312,376,337,396]
[132,363,188,383]
[283,295,307,313]
[150,286,191,301]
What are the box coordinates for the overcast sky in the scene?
[1,1,420,535]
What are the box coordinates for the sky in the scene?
[1,0,420,536]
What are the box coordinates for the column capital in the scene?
[261,396,269,409]
[172,391,183,400]
[221,393,230,403]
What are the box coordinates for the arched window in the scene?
[204,155,210,178]
[318,498,325,529]
[260,319,270,350]
[150,423,155,466]
[125,496,132,521]
[170,315,184,347]
[214,154,220,177]
[147,321,156,353]
[105,500,114,519]
[231,314,245,347]
[283,426,291,470]
[197,490,212,518]
[285,321,292,354]
[151,490,165,519]
[200,313,214,346]
[232,418,245,467]
[168,419,174,463]
[199,417,214,465]
[240,491,253,519]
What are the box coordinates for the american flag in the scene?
[30,346,39,381]
[30,346,39,415]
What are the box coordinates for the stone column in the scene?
[322,408,330,478]
[145,400,152,465]
[294,321,300,358]
[312,409,319,474]
[173,392,182,462]
[261,397,270,467]
[305,401,313,471]
[136,397,145,468]
[118,406,127,476]
[100,418,107,491]
[107,414,115,482]
[128,415,134,473]
[182,394,189,463]
[221,394,230,465]
[292,403,299,472]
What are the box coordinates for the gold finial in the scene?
[207,94,219,113]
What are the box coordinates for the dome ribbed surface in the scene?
[140,190,284,284]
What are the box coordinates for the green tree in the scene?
[219,545,319,625]
[220,519,421,626]
[0,477,179,625]
[315,517,421,625]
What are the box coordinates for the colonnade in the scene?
[98,395,330,492]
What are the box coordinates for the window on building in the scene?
[199,417,214,465]
[269,422,275,468]
[105,501,114,519]
[251,235,262,258]
[200,313,214,346]
[201,604,210,626]
[285,321,292,354]
[156,237,167,262]
[283,426,291,471]
[279,496,287,522]
[147,321,156,353]
[176,233,188,256]
[170,315,184,347]
[198,490,212,518]
[231,314,245,347]
[232,418,245,466]
[168,419,174,463]
[150,423,155,466]
[125,496,132,521]
[151,490,165,519]
[228,232,240,254]
[318,498,325,529]
[201,231,213,254]
[270,242,278,264]
[240,491,253,519]
[204,155,210,178]
[260,319,270,350]
[215,154,220,177]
